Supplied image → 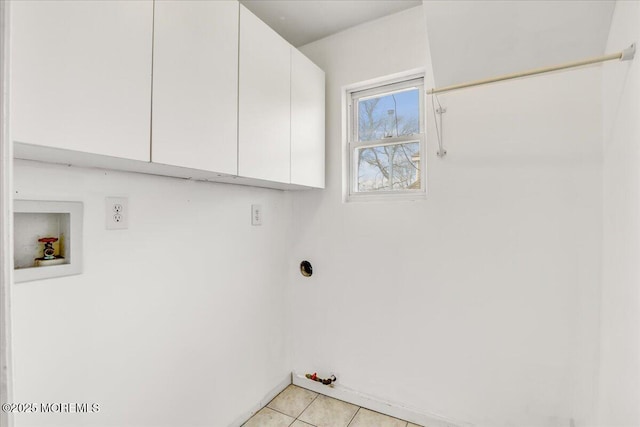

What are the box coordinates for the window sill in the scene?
[345,191,427,203]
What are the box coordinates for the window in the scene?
[347,76,425,200]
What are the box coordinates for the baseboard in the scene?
[229,373,292,427]
[292,371,471,427]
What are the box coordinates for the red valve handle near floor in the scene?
[305,372,337,386]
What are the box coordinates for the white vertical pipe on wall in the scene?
[0,1,14,426]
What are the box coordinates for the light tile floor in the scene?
[243,385,423,427]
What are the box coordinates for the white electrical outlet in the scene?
[251,204,262,226]
[106,197,129,230]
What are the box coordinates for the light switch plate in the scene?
[251,204,262,226]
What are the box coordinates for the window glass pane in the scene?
[356,141,421,191]
[357,88,420,141]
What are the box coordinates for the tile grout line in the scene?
[262,385,320,426]
[266,385,306,418]
[246,406,298,427]
[295,392,320,424]
[345,406,362,427]
[353,406,412,427]
[266,405,296,420]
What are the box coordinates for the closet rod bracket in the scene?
[621,43,636,61]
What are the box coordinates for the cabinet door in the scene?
[152,1,239,175]
[10,1,153,161]
[238,5,291,183]
[291,49,325,188]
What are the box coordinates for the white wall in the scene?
[597,1,640,425]
[11,160,291,427]
[1,3,13,427]
[292,6,602,427]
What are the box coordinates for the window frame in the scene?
[346,75,426,202]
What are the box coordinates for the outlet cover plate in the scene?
[105,197,128,230]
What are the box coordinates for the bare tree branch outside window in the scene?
[356,88,421,191]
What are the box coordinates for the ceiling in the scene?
[424,1,616,88]
[239,0,422,47]
[240,1,617,90]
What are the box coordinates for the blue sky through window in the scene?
[358,88,419,141]
[356,87,421,191]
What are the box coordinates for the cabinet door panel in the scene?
[291,49,325,188]
[238,5,291,183]
[152,1,238,174]
[11,1,153,161]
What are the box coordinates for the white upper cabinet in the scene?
[10,1,325,190]
[10,1,153,161]
[238,5,291,184]
[291,49,325,188]
[152,1,239,175]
